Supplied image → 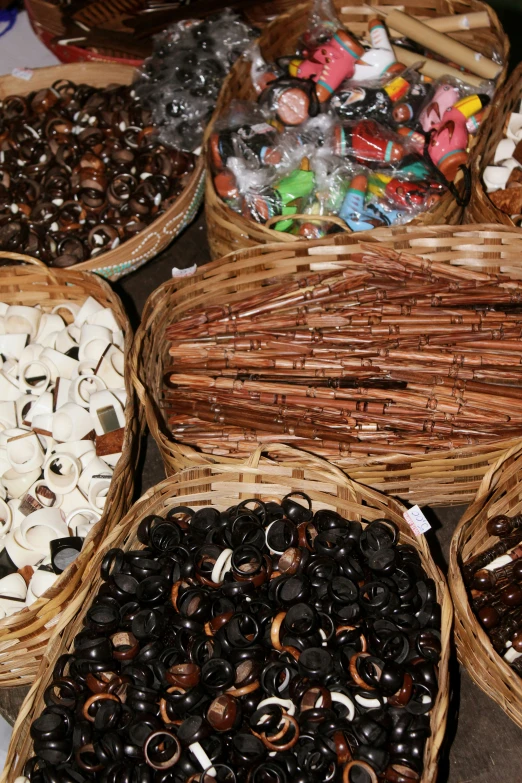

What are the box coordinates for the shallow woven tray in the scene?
[131,223,522,507]
[1,446,452,782]
[0,251,138,686]
[204,0,509,260]
[449,440,522,728]
[465,61,522,227]
[0,63,205,281]
[24,0,145,66]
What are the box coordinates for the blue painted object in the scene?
[0,7,17,38]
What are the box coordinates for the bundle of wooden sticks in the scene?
[163,248,522,460]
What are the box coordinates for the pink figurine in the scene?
[428,94,488,181]
[288,30,364,102]
[419,82,460,133]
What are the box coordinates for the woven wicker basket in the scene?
[0,251,138,687]
[0,446,452,783]
[449,440,522,729]
[0,63,205,281]
[24,0,145,67]
[465,61,522,227]
[131,223,522,507]
[204,0,509,260]
[24,0,296,65]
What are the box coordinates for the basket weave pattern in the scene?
[131,224,522,506]
[449,441,522,728]
[0,448,452,783]
[465,61,522,227]
[204,0,509,259]
[0,63,204,281]
[0,253,139,686]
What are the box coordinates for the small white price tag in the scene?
[403,505,431,536]
[171,263,197,278]
[11,67,33,81]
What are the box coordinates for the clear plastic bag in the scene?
[135,11,256,152]
[332,118,420,167]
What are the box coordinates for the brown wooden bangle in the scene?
[262,714,300,751]
[204,611,234,636]
[349,653,375,691]
[234,567,267,588]
[143,730,181,770]
[106,675,130,699]
[343,760,378,783]
[111,631,139,661]
[297,521,317,550]
[171,580,188,611]
[159,686,185,725]
[85,671,120,694]
[165,663,201,689]
[300,685,332,711]
[281,645,301,661]
[226,680,260,697]
[207,694,239,732]
[278,547,302,575]
[75,744,104,773]
[333,729,352,765]
[270,611,286,651]
[198,574,223,588]
[384,764,420,782]
[388,672,414,707]
[82,692,120,722]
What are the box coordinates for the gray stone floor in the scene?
[2,213,521,781]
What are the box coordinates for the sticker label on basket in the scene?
[403,505,431,536]
[12,67,33,81]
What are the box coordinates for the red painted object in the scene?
[334,120,405,164]
[385,178,442,210]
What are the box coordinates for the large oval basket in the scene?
[132,223,522,507]
[204,0,509,260]
[449,440,522,728]
[1,447,452,783]
[0,252,139,686]
[0,64,205,281]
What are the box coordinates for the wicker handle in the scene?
[129,326,149,408]
[465,440,522,522]
[0,251,61,287]
[245,442,362,503]
[264,214,351,232]
[0,251,48,267]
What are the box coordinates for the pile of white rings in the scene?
[483,100,522,192]
[0,296,126,618]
